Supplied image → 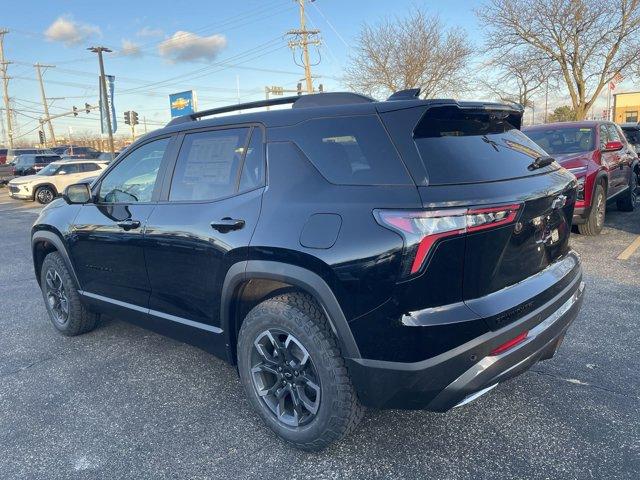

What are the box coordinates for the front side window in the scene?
[98,137,169,203]
[606,124,621,143]
[169,128,250,201]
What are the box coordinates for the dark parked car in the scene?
[524,121,639,235]
[61,146,101,159]
[12,153,62,176]
[620,122,640,154]
[31,91,585,450]
[5,148,55,164]
[0,148,7,164]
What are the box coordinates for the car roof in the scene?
[620,122,640,129]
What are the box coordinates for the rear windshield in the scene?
[525,126,595,155]
[413,106,550,185]
[291,115,412,185]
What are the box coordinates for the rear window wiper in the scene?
[528,155,556,170]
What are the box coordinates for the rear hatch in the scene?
[381,103,577,309]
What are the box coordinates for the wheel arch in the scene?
[221,260,361,365]
[31,229,80,289]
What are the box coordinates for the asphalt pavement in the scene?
[0,188,638,479]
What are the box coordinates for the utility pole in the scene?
[143,116,147,134]
[88,46,115,156]
[0,29,13,148]
[34,63,56,146]
[287,0,321,93]
[543,78,549,124]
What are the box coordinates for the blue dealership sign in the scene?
[170,90,197,117]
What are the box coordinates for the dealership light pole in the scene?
[88,46,115,156]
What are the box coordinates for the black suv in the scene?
[31,90,585,450]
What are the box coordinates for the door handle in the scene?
[210,217,245,233]
[117,219,141,230]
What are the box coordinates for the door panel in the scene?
[69,203,156,306]
[143,126,264,328]
[144,189,263,327]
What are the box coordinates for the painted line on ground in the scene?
[617,235,640,260]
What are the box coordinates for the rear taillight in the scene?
[375,203,521,277]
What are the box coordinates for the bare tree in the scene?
[481,51,551,108]
[344,10,473,99]
[477,0,640,120]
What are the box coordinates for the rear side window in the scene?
[170,128,250,201]
[414,107,549,185]
[292,115,412,185]
[59,164,81,174]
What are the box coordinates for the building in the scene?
[613,91,640,124]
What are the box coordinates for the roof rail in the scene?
[387,88,421,101]
[166,96,300,126]
[292,92,374,108]
[166,92,376,126]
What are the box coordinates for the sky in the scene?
[0,0,630,143]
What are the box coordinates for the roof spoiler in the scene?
[387,88,421,101]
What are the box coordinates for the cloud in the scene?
[158,31,227,63]
[120,39,142,57]
[136,26,163,38]
[44,15,101,46]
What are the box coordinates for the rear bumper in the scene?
[346,267,585,411]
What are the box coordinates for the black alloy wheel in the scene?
[250,329,321,427]
[44,268,69,326]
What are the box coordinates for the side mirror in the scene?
[603,140,624,152]
[63,183,92,204]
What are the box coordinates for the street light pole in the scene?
[88,46,115,156]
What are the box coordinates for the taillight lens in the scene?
[489,330,529,356]
[375,203,521,277]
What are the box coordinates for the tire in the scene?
[237,292,365,451]
[616,168,639,212]
[40,252,99,336]
[578,183,606,236]
[35,185,56,204]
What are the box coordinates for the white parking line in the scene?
[617,235,640,260]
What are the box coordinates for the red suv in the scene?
[524,121,639,235]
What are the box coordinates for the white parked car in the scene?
[8,160,108,204]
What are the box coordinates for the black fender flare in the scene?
[221,260,361,360]
[593,170,608,198]
[31,230,80,289]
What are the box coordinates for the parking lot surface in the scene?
[0,188,638,479]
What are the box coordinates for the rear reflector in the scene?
[375,203,521,276]
[489,330,528,356]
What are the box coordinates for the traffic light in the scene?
[297,83,303,95]
[38,130,45,144]
[85,103,91,114]
[124,111,131,125]
[72,106,78,117]
[131,111,139,125]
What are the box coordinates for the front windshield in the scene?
[525,127,595,155]
[37,163,59,176]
